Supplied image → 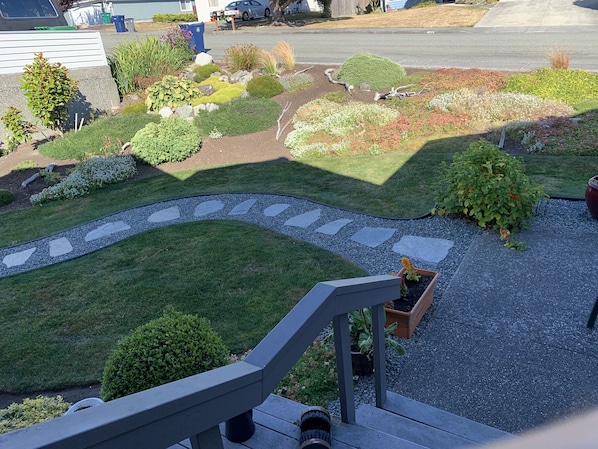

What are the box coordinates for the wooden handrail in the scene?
[0,275,400,448]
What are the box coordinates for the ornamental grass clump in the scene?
[272,41,296,71]
[30,155,137,205]
[433,139,547,249]
[224,43,261,71]
[101,310,228,401]
[337,53,406,90]
[131,117,201,166]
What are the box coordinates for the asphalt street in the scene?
[100,0,598,71]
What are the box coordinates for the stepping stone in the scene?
[264,203,290,217]
[49,238,73,257]
[194,200,224,217]
[392,235,454,264]
[284,209,321,228]
[316,218,353,235]
[148,206,180,223]
[229,199,257,216]
[2,247,36,268]
[85,221,131,242]
[351,227,396,248]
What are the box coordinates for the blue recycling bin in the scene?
[179,22,205,53]
[113,15,126,33]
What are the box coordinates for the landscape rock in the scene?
[195,52,214,66]
[175,105,194,119]
[205,103,220,112]
[158,107,173,118]
[198,84,215,96]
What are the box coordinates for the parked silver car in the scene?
[224,0,271,21]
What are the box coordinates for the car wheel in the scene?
[242,11,249,20]
[264,8,271,17]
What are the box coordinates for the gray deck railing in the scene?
[0,275,400,449]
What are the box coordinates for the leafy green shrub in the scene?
[121,102,148,114]
[1,106,32,151]
[224,43,261,72]
[110,35,192,95]
[428,88,574,125]
[337,53,406,90]
[433,139,546,243]
[505,68,598,105]
[100,310,228,401]
[12,160,38,171]
[20,53,78,130]
[38,114,160,160]
[132,117,201,166]
[0,189,14,207]
[145,75,201,111]
[30,156,137,205]
[0,396,70,434]
[278,72,314,92]
[193,63,221,82]
[246,76,284,98]
[194,98,281,136]
[152,13,197,22]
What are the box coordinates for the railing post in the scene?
[372,304,387,408]
[189,425,224,449]
[333,312,356,424]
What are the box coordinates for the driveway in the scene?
[475,0,598,27]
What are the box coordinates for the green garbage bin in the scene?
[101,12,111,24]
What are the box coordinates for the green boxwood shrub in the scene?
[132,116,201,166]
[193,63,221,82]
[0,396,70,435]
[0,189,15,207]
[337,53,406,90]
[145,75,201,111]
[246,76,284,98]
[100,310,228,401]
[434,139,546,241]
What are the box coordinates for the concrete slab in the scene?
[263,203,290,217]
[229,199,257,215]
[2,247,36,268]
[84,221,131,242]
[49,237,73,257]
[392,235,454,264]
[316,218,353,235]
[351,227,395,248]
[284,209,321,228]
[194,200,225,217]
[148,206,180,223]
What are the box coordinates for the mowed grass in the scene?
[0,221,365,393]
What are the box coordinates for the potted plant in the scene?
[348,308,405,375]
[585,176,598,219]
[384,257,439,339]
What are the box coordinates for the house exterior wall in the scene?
[109,0,190,21]
[0,31,120,145]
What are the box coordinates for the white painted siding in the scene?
[0,30,108,75]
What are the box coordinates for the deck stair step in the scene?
[172,392,514,449]
[356,391,514,449]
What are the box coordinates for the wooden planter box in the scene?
[384,268,439,339]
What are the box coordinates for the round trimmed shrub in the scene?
[101,310,229,401]
[0,189,15,207]
[337,53,406,90]
[246,75,284,98]
[131,117,201,166]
